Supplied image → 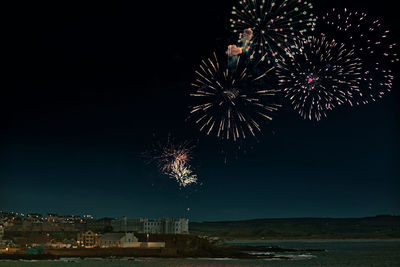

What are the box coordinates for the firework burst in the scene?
[276,35,362,121]
[144,136,198,187]
[230,0,316,59]
[166,160,198,188]
[317,8,399,105]
[189,52,280,141]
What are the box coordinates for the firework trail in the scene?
[230,0,316,60]
[189,52,280,141]
[276,35,362,121]
[317,8,399,105]
[144,136,198,187]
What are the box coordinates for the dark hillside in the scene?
[190,215,400,239]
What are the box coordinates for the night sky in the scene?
[1,0,399,221]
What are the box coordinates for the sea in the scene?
[1,240,400,267]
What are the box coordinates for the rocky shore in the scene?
[0,243,324,261]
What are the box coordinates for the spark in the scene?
[318,8,399,105]
[230,0,316,59]
[190,52,280,141]
[276,35,362,121]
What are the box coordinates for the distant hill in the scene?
[190,215,400,240]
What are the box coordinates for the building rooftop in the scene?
[99,233,127,241]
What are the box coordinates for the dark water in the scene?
[1,240,399,266]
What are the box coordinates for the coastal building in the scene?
[46,213,60,223]
[0,225,4,240]
[26,213,43,223]
[144,218,189,234]
[111,217,189,234]
[83,215,94,220]
[161,218,189,234]
[144,220,162,233]
[77,230,99,248]
[59,215,83,224]
[99,233,138,248]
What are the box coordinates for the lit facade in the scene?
[77,230,99,248]
[0,225,4,240]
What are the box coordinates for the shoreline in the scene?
[0,244,322,261]
[0,254,289,261]
[0,256,293,261]
[2,238,397,261]
[225,238,400,243]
